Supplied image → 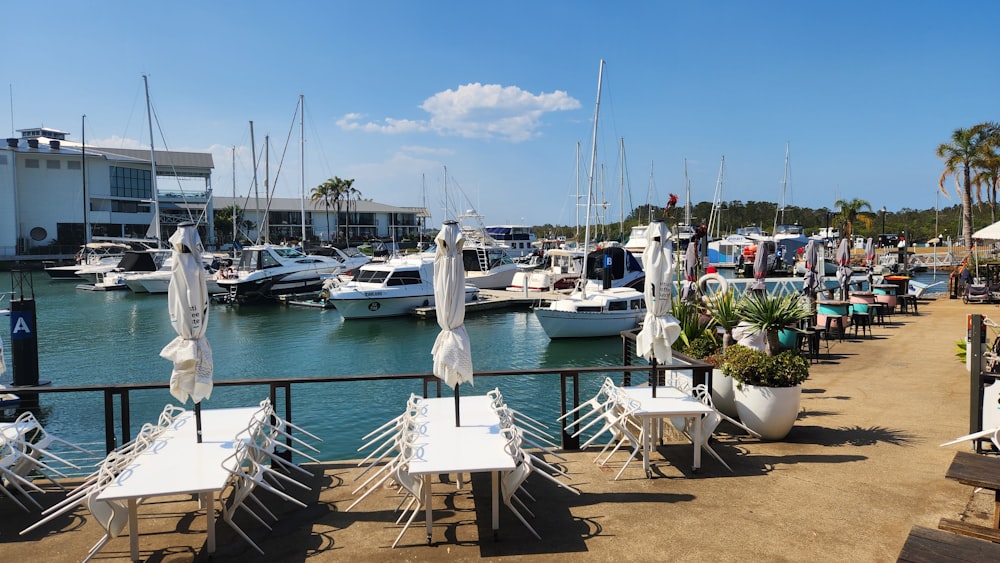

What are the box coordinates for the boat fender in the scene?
[698,272,729,305]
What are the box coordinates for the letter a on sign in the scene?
[11,312,33,340]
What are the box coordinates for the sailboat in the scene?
[533,60,647,339]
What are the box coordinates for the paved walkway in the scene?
[2,295,997,562]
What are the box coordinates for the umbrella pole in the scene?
[454,385,461,427]
[651,357,657,398]
[195,402,203,443]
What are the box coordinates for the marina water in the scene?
[0,278,626,461]
[1,270,948,461]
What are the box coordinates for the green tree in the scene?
[310,178,340,242]
[937,123,996,246]
[340,179,362,243]
[833,198,873,241]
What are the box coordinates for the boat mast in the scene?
[684,158,691,226]
[299,93,306,244]
[264,135,270,244]
[646,161,655,224]
[250,121,260,244]
[575,142,581,241]
[619,137,625,243]
[81,114,90,244]
[580,59,604,298]
[708,156,725,239]
[773,142,789,235]
[233,145,240,251]
[142,75,161,243]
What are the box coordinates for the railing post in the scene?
[560,371,580,450]
[103,389,117,454]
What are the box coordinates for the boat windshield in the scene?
[273,247,307,258]
[356,269,389,284]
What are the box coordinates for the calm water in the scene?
[0,270,947,461]
[0,278,625,461]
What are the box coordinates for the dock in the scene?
[411,288,567,319]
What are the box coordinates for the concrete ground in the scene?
[2,294,997,562]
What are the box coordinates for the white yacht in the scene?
[79,249,172,291]
[44,241,131,280]
[484,225,537,260]
[216,244,370,305]
[324,254,479,319]
[533,286,646,339]
[509,248,585,292]
[532,59,648,339]
[460,240,520,289]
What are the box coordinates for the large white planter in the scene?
[734,384,802,440]
[711,368,739,419]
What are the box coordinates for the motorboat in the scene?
[460,240,520,289]
[324,254,479,319]
[78,249,172,291]
[216,244,370,305]
[707,234,756,268]
[123,254,230,295]
[484,225,537,260]
[533,286,646,338]
[509,248,585,292]
[43,241,131,280]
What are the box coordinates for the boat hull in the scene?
[329,287,478,319]
[533,307,643,338]
[218,271,333,305]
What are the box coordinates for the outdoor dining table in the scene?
[621,386,714,477]
[96,406,261,562]
[406,395,517,544]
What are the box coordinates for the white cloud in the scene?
[341,83,580,142]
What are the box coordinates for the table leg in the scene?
[206,492,216,554]
[127,498,139,562]
[693,416,703,472]
[423,475,433,544]
[491,471,499,540]
[642,417,651,478]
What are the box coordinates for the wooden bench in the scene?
[945,451,1000,531]
[897,525,1000,562]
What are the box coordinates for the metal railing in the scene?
[10,348,711,458]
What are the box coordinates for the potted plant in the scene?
[704,288,742,417]
[721,345,810,440]
[723,293,812,440]
[669,296,718,391]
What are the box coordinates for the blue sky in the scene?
[5,1,998,228]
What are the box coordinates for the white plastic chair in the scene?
[219,440,309,556]
[498,427,579,539]
[80,454,132,562]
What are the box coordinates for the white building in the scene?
[0,126,430,264]
[0,126,213,259]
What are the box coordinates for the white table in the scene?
[406,395,517,544]
[96,406,261,561]
[622,386,713,477]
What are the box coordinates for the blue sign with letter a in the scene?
[10,310,34,341]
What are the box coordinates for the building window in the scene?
[46,160,60,169]
[25,159,39,168]
[110,166,152,199]
[67,161,81,170]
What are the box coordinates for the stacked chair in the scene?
[559,377,644,481]
[219,399,322,555]
[19,406,184,561]
[489,388,579,539]
[1,411,96,512]
[346,392,425,548]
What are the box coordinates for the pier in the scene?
[411,288,565,318]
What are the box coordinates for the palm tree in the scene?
[973,124,1000,224]
[937,123,996,246]
[833,198,873,241]
[340,179,362,244]
[310,179,338,242]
